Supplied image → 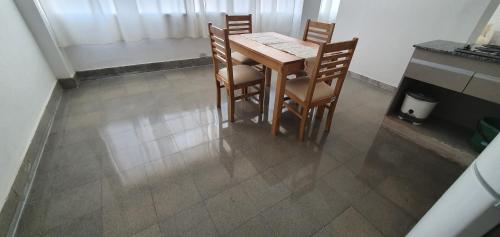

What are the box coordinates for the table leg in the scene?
[265,67,272,87]
[271,69,287,135]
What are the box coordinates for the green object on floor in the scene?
[471,117,500,152]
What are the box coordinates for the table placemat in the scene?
[241,33,317,76]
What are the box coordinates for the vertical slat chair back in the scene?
[303,19,335,45]
[208,23,234,87]
[225,14,252,35]
[305,38,359,104]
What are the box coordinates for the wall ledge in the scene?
[75,57,213,81]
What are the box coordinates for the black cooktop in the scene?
[455,44,500,60]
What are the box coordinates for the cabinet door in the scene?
[404,58,474,92]
[463,73,500,104]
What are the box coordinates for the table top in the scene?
[229,32,318,66]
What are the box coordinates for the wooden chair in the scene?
[225,14,259,66]
[283,38,358,140]
[226,14,252,35]
[287,20,335,81]
[208,23,265,122]
[303,19,335,44]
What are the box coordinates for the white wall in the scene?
[14,0,75,78]
[300,0,322,36]
[333,0,493,87]
[0,0,57,209]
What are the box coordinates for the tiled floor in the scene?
[17,65,464,237]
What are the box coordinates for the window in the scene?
[39,0,304,46]
[42,0,117,15]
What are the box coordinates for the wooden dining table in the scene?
[229,32,319,135]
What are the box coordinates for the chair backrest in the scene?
[208,23,235,86]
[304,38,359,104]
[302,19,335,44]
[225,14,252,35]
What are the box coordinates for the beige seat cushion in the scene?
[219,65,264,85]
[286,77,335,103]
[232,52,258,65]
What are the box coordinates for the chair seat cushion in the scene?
[219,65,264,85]
[285,77,335,103]
[232,52,258,65]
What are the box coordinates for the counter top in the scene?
[414,40,500,65]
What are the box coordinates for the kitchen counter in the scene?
[414,40,500,65]
[385,40,500,165]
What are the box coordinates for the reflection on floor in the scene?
[17,65,464,237]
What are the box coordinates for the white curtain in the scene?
[318,0,340,23]
[38,0,304,47]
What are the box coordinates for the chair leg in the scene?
[215,80,221,108]
[265,67,272,88]
[259,80,265,114]
[325,102,338,132]
[316,106,325,120]
[299,106,309,141]
[228,89,235,122]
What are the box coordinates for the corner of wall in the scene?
[14,0,75,79]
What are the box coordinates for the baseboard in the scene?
[58,76,79,90]
[348,71,396,92]
[76,56,213,81]
[0,83,63,237]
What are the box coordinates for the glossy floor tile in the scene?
[16,66,464,237]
